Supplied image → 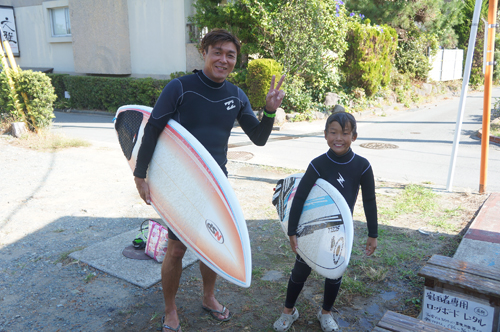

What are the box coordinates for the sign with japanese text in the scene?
[423,289,495,332]
[0,6,19,56]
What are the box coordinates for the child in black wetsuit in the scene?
[273,112,378,332]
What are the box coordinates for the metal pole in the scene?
[479,0,498,194]
[483,18,488,75]
[446,0,483,191]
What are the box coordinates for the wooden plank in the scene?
[375,311,455,331]
[419,264,500,298]
[372,327,390,332]
[428,255,500,282]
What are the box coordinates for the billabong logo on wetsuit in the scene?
[224,100,236,111]
[206,220,224,244]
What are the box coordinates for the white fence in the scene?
[428,49,464,82]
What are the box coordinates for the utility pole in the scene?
[479,0,499,193]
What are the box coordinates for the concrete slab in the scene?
[454,193,500,269]
[454,238,500,268]
[69,229,198,288]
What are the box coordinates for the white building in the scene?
[0,0,204,78]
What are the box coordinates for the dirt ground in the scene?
[0,135,486,332]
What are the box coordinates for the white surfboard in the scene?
[272,174,353,279]
[114,105,251,288]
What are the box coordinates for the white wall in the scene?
[14,4,74,72]
[428,49,463,82]
[127,0,187,77]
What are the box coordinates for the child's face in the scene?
[324,120,357,156]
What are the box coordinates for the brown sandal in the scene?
[161,316,181,331]
[202,305,233,322]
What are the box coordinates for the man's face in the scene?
[202,42,237,83]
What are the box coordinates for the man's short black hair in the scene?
[325,112,357,136]
[200,29,241,55]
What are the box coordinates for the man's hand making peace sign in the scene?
[265,74,286,113]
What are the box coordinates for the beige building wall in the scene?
[127,0,188,77]
[11,1,75,72]
[3,0,198,76]
[70,0,131,75]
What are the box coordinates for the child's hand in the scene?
[289,235,298,254]
[365,237,377,256]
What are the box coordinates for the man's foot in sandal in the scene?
[202,304,233,322]
[161,316,181,332]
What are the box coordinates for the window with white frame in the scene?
[49,7,71,37]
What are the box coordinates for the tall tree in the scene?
[453,0,489,86]
[189,0,277,65]
[190,0,350,100]
[268,0,348,86]
[345,0,463,47]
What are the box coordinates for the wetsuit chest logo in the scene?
[337,172,345,188]
[224,100,236,111]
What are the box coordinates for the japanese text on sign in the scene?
[422,289,494,332]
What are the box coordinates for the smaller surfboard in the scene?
[272,174,354,279]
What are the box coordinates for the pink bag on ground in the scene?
[145,219,168,263]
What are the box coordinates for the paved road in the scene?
[229,90,500,193]
[52,89,500,193]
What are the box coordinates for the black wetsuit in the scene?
[284,148,378,311]
[134,70,275,240]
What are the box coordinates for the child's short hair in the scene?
[325,112,357,136]
[200,29,241,55]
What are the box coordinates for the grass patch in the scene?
[360,265,388,282]
[341,275,374,297]
[84,272,97,283]
[252,267,265,279]
[378,184,437,223]
[394,184,437,214]
[9,128,90,151]
[491,121,500,136]
[54,247,85,265]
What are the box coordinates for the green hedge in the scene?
[46,73,68,100]
[245,59,283,109]
[0,69,56,131]
[46,75,171,112]
[341,22,397,97]
[395,30,438,81]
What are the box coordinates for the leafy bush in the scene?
[227,68,249,94]
[281,75,313,114]
[395,29,438,80]
[270,0,349,102]
[245,59,283,110]
[46,73,69,100]
[0,69,56,132]
[169,71,192,79]
[61,76,169,112]
[0,70,22,119]
[341,22,397,96]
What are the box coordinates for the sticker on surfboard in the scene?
[272,173,354,279]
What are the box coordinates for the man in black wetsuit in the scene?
[133,29,285,332]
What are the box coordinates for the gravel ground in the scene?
[0,137,159,331]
